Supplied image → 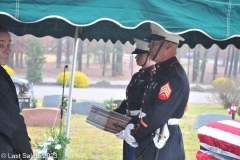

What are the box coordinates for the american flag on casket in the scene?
[196,120,240,160]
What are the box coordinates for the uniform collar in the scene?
[139,65,155,73]
[155,56,178,70]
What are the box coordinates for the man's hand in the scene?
[116,124,138,148]
[116,130,125,139]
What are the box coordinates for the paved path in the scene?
[33,85,213,103]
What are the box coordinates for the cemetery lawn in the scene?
[27,103,238,160]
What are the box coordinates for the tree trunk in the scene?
[195,45,201,76]
[228,46,235,78]
[187,47,191,79]
[212,45,220,81]
[20,52,24,68]
[115,41,123,76]
[112,46,117,76]
[65,37,70,64]
[77,40,83,71]
[102,43,106,76]
[130,54,134,76]
[233,49,239,78]
[200,49,208,83]
[224,46,231,76]
[7,51,14,69]
[56,39,62,68]
[192,48,197,82]
[15,53,19,67]
[86,41,90,68]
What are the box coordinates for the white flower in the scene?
[43,142,51,147]
[55,144,61,150]
[36,147,47,156]
[47,157,54,160]
[47,137,54,141]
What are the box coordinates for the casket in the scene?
[196,120,240,160]
[86,105,131,134]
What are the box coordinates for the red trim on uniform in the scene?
[131,125,140,135]
[140,118,148,128]
[158,82,172,100]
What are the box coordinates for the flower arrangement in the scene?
[34,120,70,160]
[30,95,38,108]
[103,98,118,110]
[72,95,78,102]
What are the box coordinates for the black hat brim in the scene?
[131,49,149,54]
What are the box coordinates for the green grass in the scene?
[28,103,239,160]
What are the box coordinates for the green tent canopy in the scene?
[1,0,240,49]
[1,0,240,154]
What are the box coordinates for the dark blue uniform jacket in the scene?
[132,57,189,160]
[114,65,155,118]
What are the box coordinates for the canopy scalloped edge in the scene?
[3,11,240,42]
[1,13,240,49]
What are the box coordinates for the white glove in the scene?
[115,124,138,147]
[116,130,125,140]
[124,124,134,142]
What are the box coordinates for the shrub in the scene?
[2,65,15,75]
[96,80,110,85]
[190,85,205,92]
[210,77,240,109]
[56,71,89,88]
[25,36,46,83]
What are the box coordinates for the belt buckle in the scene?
[126,109,130,116]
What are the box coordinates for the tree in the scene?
[233,49,239,78]
[192,47,198,82]
[200,49,208,83]
[112,45,117,76]
[77,40,83,71]
[212,45,220,80]
[10,34,27,68]
[25,36,46,83]
[86,41,90,68]
[65,37,71,64]
[228,46,235,78]
[209,77,240,109]
[224,46,231,76]
[102,43,106,76]
[56,39,62,68]
[114,41,123,76]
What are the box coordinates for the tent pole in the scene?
[65,26,79,155]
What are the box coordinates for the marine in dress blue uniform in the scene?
[120,24,190,160]
[115,39,155,160]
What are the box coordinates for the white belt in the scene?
[137,110,179,125]
[168,118,179,125]
[126,109,140,116]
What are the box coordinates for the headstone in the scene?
[42,95,62,108]
[72,102,106,115]
[113,100,123,108]
[22,108,64,126]
[194,114,232,129]
[18,97,30,111]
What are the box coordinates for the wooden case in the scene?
[86,105,131,134]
